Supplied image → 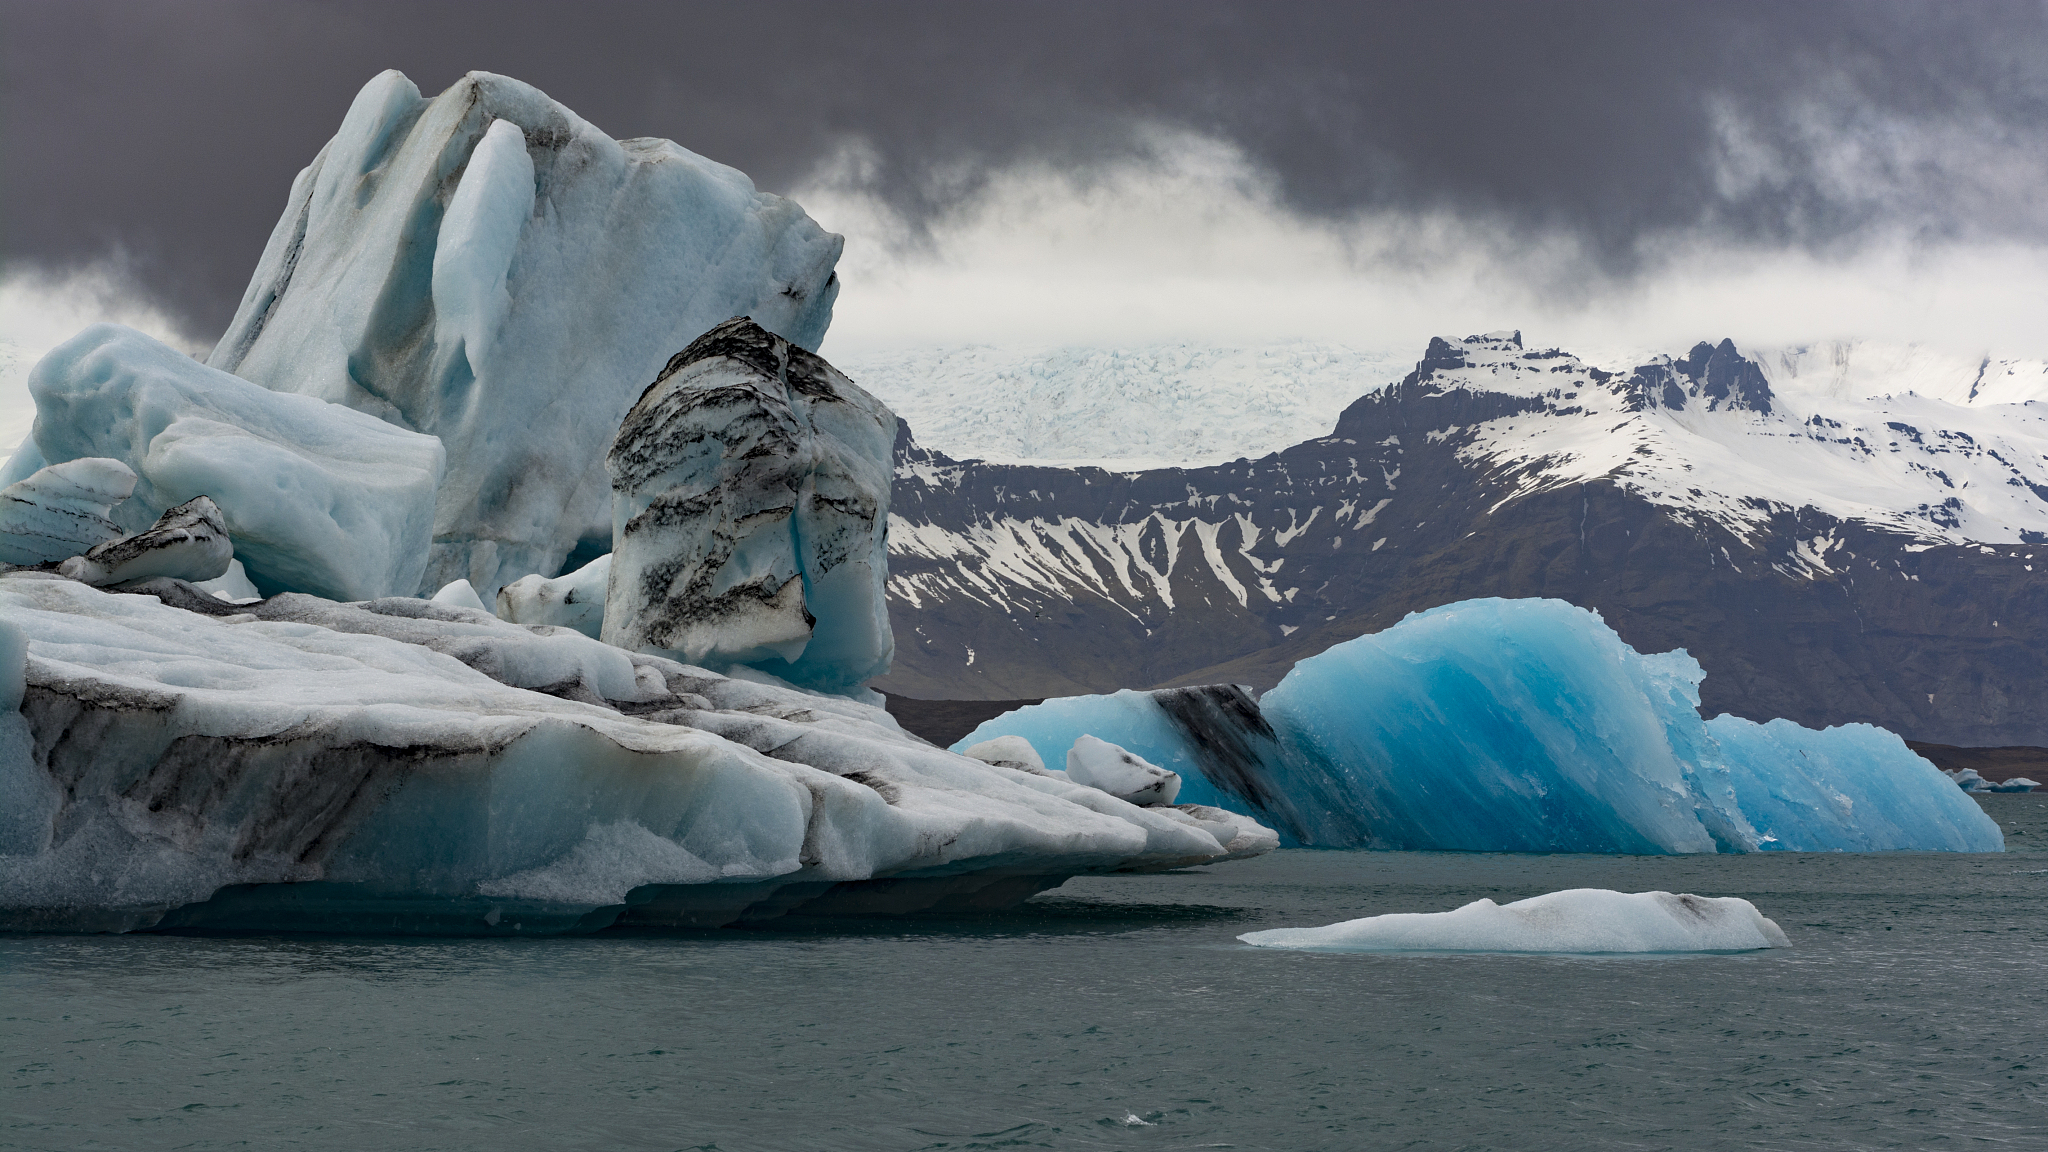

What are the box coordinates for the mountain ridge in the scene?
[876,332,2048,746]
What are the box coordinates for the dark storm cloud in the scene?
[5,0,2046,337]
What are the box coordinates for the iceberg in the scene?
[1239,889,1792,953]
[0,571,1274,933]
[206,70,844,600]
[958,598,2005,854]
[13,325,444,601]
[604,319,895,694]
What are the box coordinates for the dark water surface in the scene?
[5,796,2044,1152]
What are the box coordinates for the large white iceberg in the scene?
[6,325,443,601]
[206,70,844,600]
[0,571,1273,933]
[1239,889,1792,953]
[604,318,895,694]
[957,598,2005,854]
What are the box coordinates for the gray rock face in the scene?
[0,458,135,566]
[1624,338,1775,414]
[58,497,233,587]
[603,318,896,694]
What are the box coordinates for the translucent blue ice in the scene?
[957,598,2003,854]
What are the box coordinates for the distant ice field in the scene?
[839,337,2048,472]
[7,798,2043,1151]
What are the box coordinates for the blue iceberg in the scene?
[957,598,2003,854]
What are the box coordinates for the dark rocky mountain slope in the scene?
[874,333,2048,747]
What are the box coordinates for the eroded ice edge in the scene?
[957,598,2004,854]
[1239,889,1793,954]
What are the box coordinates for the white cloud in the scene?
[0,262,205,458]
[797,128,2048,364]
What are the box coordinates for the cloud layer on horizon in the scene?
[801,128,2048,361]
[5,0,2048,373]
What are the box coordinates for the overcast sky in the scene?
[6,0,2048,358]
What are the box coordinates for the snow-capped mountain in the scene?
[876,332,2048,746]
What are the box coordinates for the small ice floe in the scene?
[1945,768,1994,792]
[1239,888,1791,954]
[1945,768,2041,793]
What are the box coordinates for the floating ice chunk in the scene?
[961,734,1058,776]
[1239,889,1792,953]
[961,598,2004,853]
[0,572,1273,932]
[193,558,262,602]
[208,70,843,600]
[1066,734,1180,807]
[57,496,232,587]
[604,319,895,693]
[0,457,135,566]
[1944,768,1994,792]
[23,325,444,600]
[496,554,609,639]
[1709,717,2009,851]
[429,578,493,615]
[1991,777,2040,793]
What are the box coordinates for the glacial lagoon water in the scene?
[5,796,2044,1152]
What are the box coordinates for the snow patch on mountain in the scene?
[1433,334,2048,546]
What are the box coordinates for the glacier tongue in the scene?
[604,318,896,694]
[956,597,2004,854]
[207,69,844,601]
[0,571,1269,933]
